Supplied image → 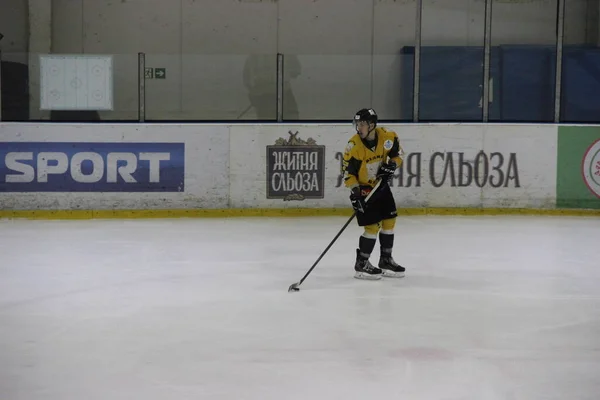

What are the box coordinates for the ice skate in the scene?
[354,249,382,280]
[378,251,405,278]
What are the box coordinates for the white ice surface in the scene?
[1,215,600,400]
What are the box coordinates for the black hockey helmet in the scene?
[353,108,378,130]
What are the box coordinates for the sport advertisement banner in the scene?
[0,142,185,192]
[0,124,230,210]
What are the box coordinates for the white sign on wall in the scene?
[40,54,114,111]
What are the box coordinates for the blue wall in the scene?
[401,45,600,123]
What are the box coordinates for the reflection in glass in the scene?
[489,0,558,122]
[561,0,600,123]
[419,0,485,121]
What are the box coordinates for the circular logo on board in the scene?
[582,138,600,199]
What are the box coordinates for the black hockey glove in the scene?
[350,187,367,213]
[377,161,397,182]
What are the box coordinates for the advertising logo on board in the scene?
[266,131,325,201]
[582,138,600,199]
[335,150,521,189]
[0,142,185,192]
[557,126,600,209]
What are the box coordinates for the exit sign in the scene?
[155,68,166,79]
[144,67,167,80]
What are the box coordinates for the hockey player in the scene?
[342,108,406,280]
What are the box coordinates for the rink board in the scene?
[229,124,556,209]
[1,122,599,217]
[0,124,229,210]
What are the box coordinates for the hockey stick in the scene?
[288,178,383,292]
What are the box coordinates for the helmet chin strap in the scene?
[359,125,376,139]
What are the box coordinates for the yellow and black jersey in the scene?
[342,127,404,189]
